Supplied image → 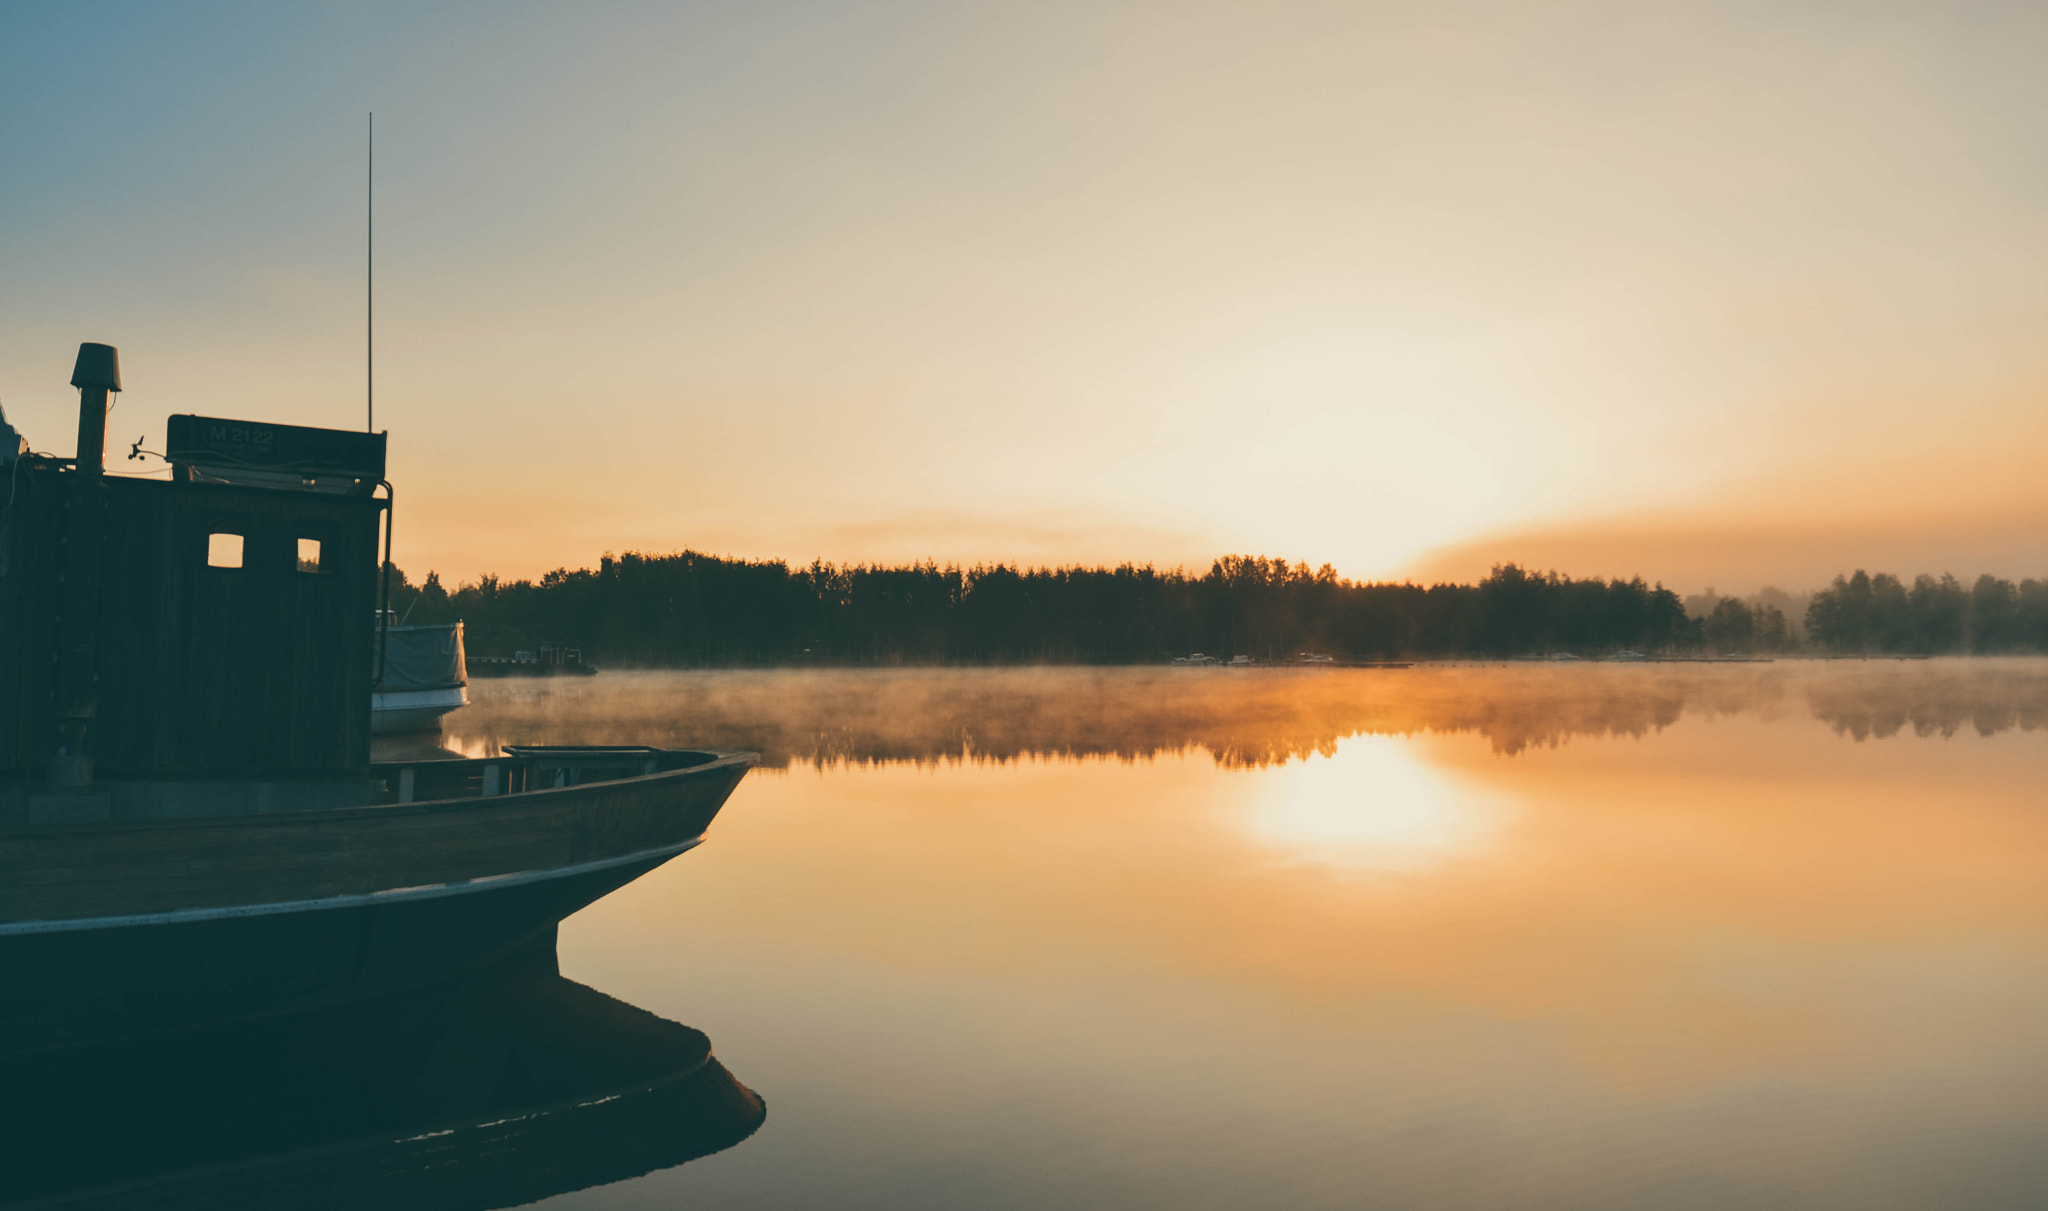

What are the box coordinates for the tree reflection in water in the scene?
[430,660,2048,769]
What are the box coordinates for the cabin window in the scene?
[297,538,323,573]
[206,532,245,569]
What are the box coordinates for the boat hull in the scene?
[369,685,469,734]
[0,750,753,1053]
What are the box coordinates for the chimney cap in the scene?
[70,343,121,392]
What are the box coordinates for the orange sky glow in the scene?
[5,2,2046,595]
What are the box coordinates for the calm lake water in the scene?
[451,662,2048,1209]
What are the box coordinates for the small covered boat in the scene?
[0,344,755,1053]
[372,620,469,733]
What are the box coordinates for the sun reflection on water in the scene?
[480,666,2048,1209]
[1238,734,1508,870]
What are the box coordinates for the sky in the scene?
[4,1,2046,595]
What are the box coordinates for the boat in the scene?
[468,642,599,677]
[0,935,766,1209]
[1171,652,1222,666]
[371,619,468,733]
[0,343,755,1053]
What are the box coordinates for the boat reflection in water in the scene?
[0,936,765,1210]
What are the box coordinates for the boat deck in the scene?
[374,745,728,805]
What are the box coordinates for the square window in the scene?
[207,532,244,568]
[298,538,323,573]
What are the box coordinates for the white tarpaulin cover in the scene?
[379,622,466,691]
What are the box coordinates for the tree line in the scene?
[1802,570,2048,654]
[385,553,2048,664]
[386,554,1696,665]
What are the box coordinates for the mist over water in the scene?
[436,659,2048,766]
[453,662,2048,1210]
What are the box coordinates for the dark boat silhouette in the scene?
[0,937,766,1209]
[0,344,754,1052]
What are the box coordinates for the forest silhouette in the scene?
[390,555,1694,665]
[1802,571,2048,654]
[387,553,2048,665]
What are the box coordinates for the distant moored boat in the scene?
[469,642,599,677]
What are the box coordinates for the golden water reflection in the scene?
[1239,734,1511,869]
[441,659,2048,768]
[491,662,2048,1209]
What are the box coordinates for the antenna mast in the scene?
[367,112,374,433]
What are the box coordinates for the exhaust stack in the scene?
[69,342,120,475]
[47,342,120,803]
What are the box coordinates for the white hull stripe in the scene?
[0,837,703,937]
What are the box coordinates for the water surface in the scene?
[450,662,2048,1209]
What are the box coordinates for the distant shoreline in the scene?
[479,653,2048,675]
[386,554,2048,667]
